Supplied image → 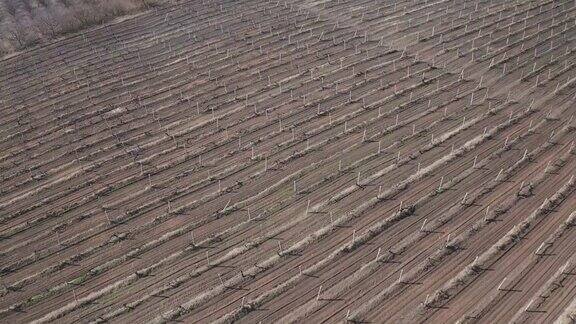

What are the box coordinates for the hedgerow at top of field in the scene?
[0,0,164,56]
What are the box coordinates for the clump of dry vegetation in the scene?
[0,0,162,55]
